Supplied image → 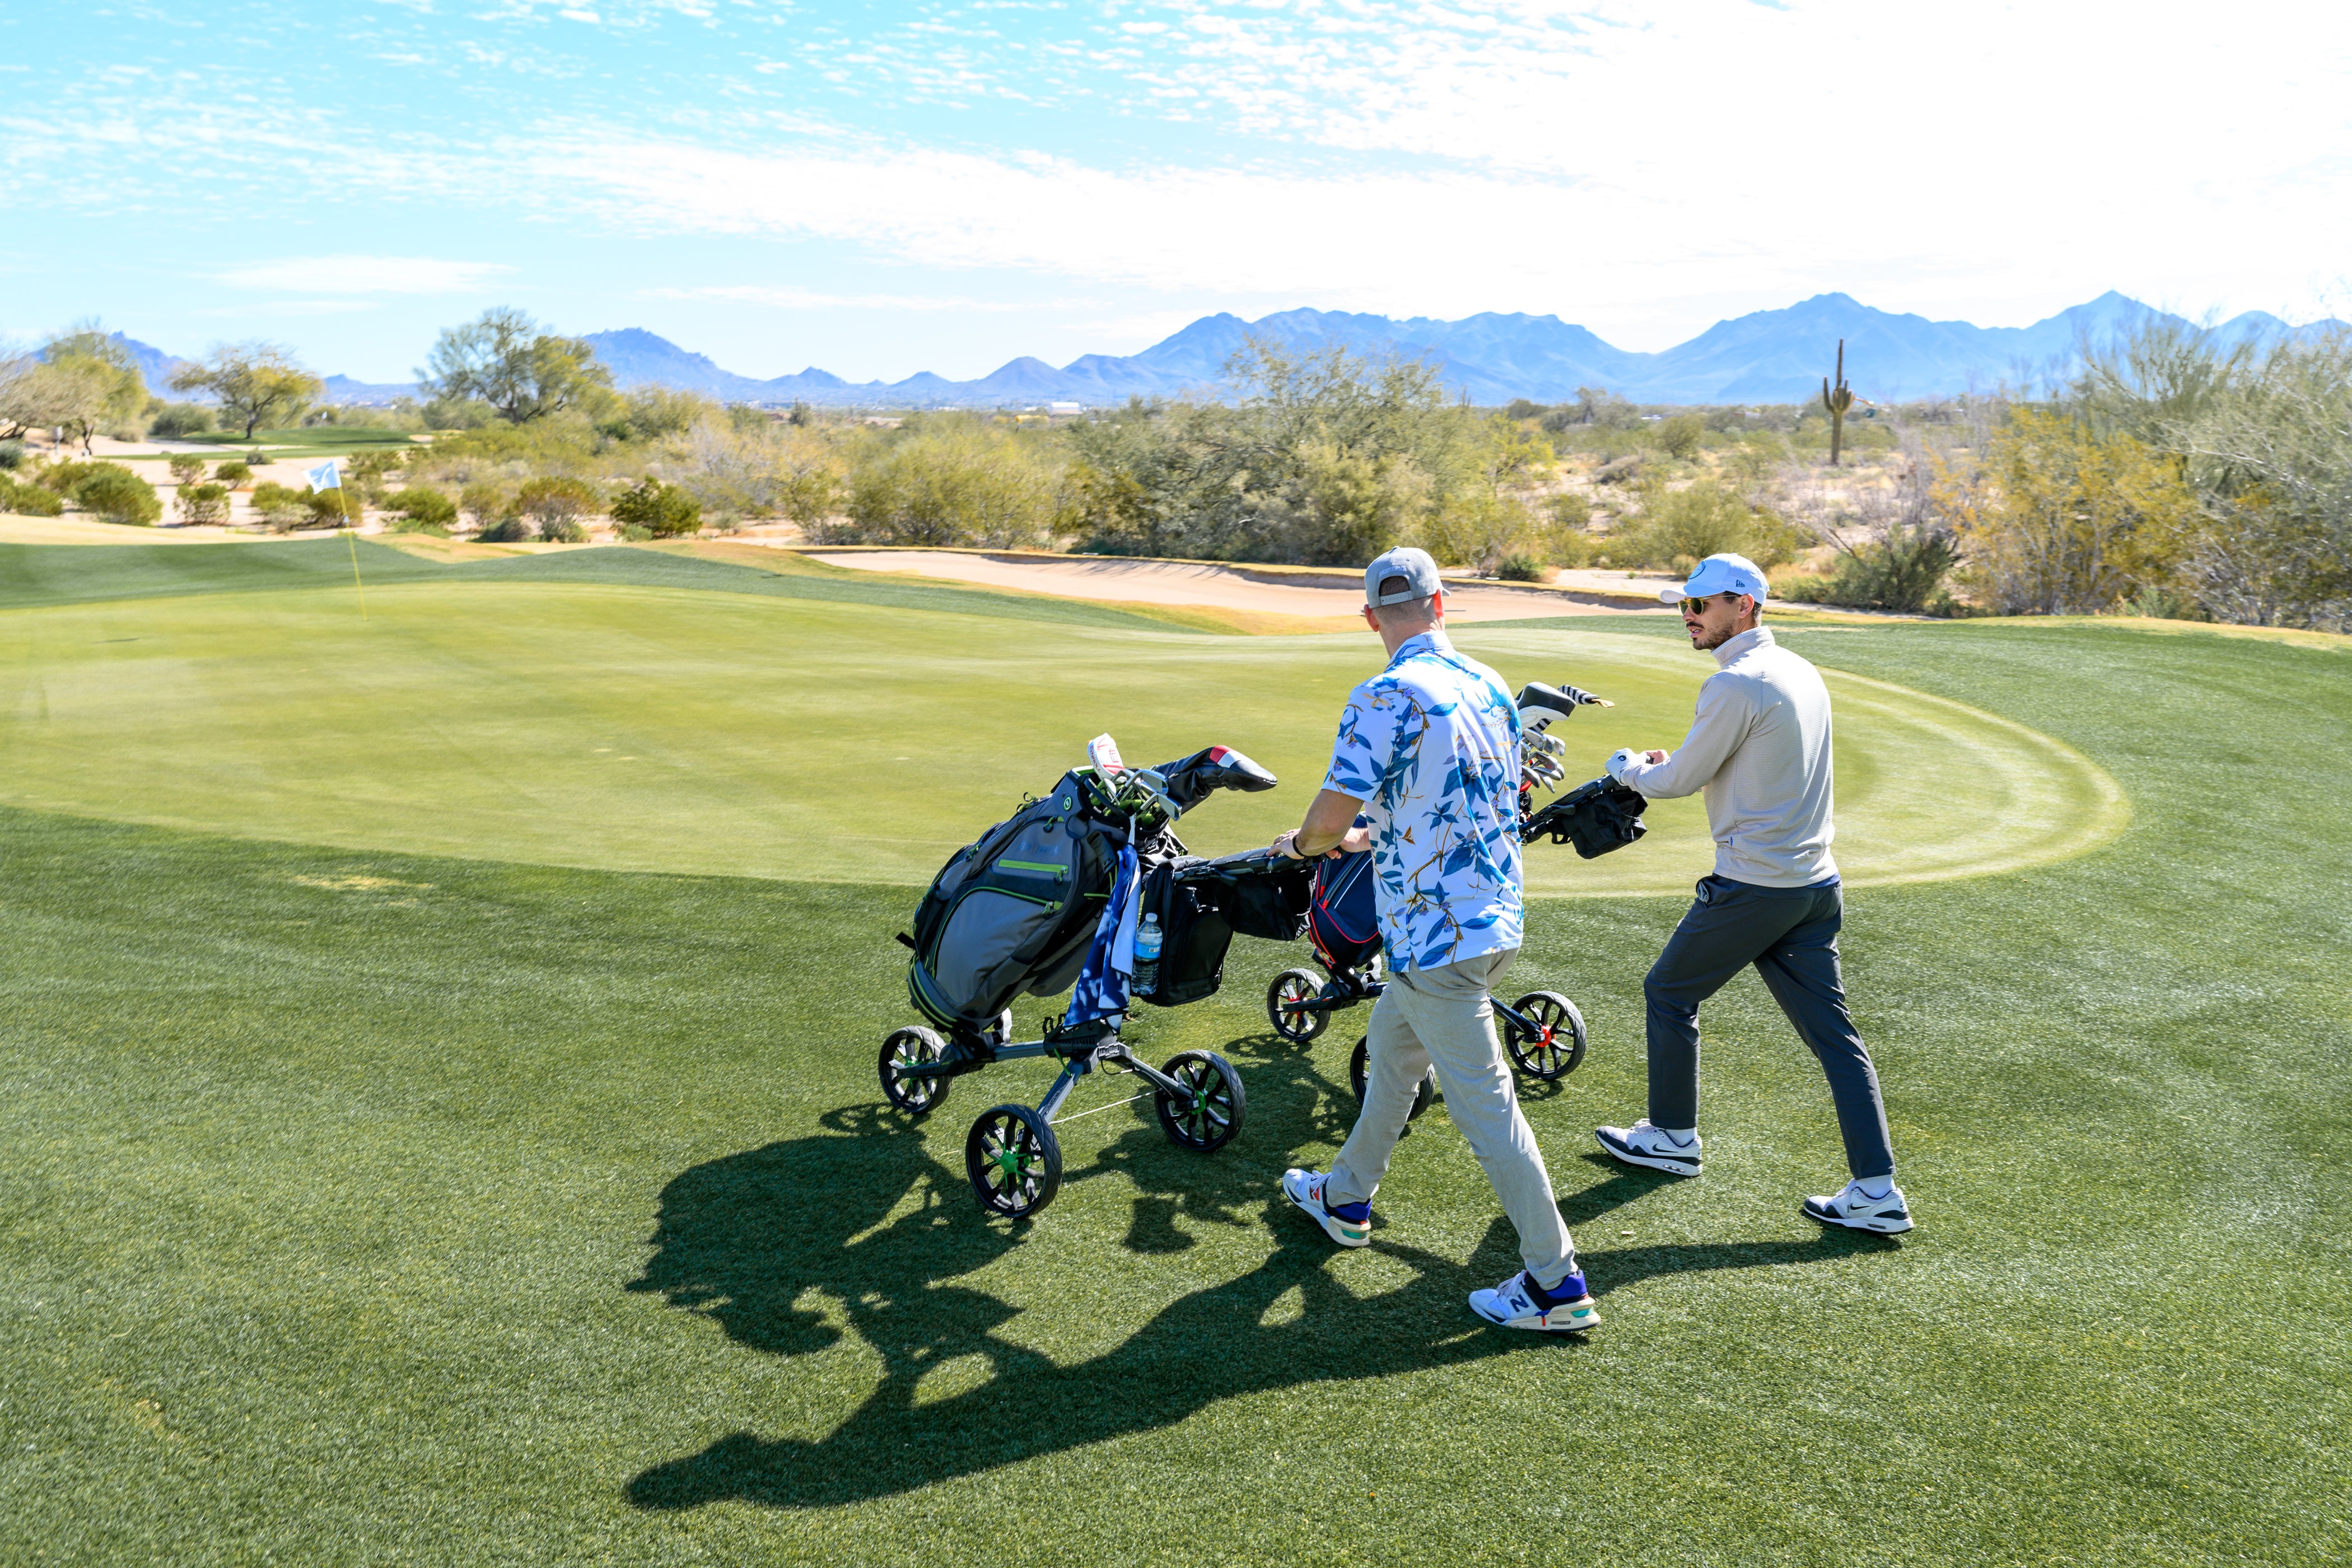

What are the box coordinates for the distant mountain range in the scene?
[122,292,2346,413]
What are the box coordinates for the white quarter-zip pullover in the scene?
[1618,626,1837,888]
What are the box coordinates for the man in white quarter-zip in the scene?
[1594,553,1914,1235]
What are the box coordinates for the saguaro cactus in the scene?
[1822,338,1855,466]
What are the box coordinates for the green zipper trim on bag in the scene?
[997,860,1067,876]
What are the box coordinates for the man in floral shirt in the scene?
[1273,547,1597,1335]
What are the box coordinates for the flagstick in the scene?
[332,472,367,620]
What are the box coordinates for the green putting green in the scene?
[2,545,2345,1564]
[0,575,2122,895]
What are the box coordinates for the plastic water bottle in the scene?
[1133,914,1163,996]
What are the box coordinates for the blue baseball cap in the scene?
[1660,553,1769,605]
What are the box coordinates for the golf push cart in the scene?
[1264,680,1651,1132]
[881,736,1313,1220]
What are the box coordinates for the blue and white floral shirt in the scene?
[1320,630,1524,971]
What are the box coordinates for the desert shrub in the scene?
[1496,551,1544,581]
[476,515,533,543]
[67,464,163,525]
[178,483,231,526]
[166,454,207,488]
[1593,455,1642,486]
[149,402,216,438]
[1504,399,1546,422]
[846,419,1062,548]
[382,488,458,531]
[34,460,106,496]
[213,460,253,488]
[1779,526,1959,613]
[610,477,701,538]
[1654,413,1705,460]
[304,487,357,528]
[2119,585,2206,620]
[1623,479,1805,570]
[0,475,66,516]
[1939,408,2197,615]
[515,475,600,542]
[458,480,513,533]
[248,481,313,532]
[1415,488,1533,572]
[0,440,24,469]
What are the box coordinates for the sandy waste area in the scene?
[799,550,1677,623]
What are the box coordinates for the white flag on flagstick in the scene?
[306,460,340,492]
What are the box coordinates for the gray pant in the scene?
[1328,948,1579,1290]
[1646,875,1895,1180]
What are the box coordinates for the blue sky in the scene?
[3,0,2348,383]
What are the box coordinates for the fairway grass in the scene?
[0,567,2123,895]
[0,560,2345,1565]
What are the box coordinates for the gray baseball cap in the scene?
[1365,545,1443,606]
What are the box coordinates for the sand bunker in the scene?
[799,550,1670,623]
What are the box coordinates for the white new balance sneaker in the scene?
[1803,1178,1914,1235]
[1280,1168,1371,1248]
[1468,1269,1601,1333]
[1594,1119,1702,1177]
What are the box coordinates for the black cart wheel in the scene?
[965,1104,1062,1218]
[879,1025,950,1116]
[1348,1037,1436,1131]
[1155,1051,1246,1153]
[1503,991,1588,1079]
[1266,969,1329,1043]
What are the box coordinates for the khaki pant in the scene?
[1326,948,1579,1290]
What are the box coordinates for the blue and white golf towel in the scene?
[1063,842,1141,1026]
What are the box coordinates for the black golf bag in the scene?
[902,746,1305,1033]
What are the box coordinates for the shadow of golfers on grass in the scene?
[623,1049,1894,1512]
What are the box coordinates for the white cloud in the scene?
[559,127,2352,346]
[213,256,518,295]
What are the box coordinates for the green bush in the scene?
[382,488,458,531]
[457,480,512,533]
[149,402,217,438]
[515,475,600,542]
[0,475,66,516]
[213,461,253,488]
[476,515,533,543]
[610,478,701,538]
[305,487,357,528]
[1779,528,1959,613]
[1655,413,1706,460]
[1622,479,1806,570]
[0,440,24,470]
[167,454,208,488]
[67,464,163,526]
[248,482,313,532]
[1496,552,1546,581]
[178,483,231,526]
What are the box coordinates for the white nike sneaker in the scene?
[1803,1178,1914,1235]
[1594,1119,1702,1177]
[1280,1168,1371,1248]
[1468,1269,1601,1333]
